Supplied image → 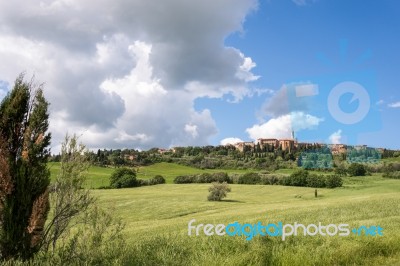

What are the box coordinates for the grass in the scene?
[48,162,255,187]
[381,156,400,163]
[46,161,400,265]
[48,162,114,188]
[89,173,400,265]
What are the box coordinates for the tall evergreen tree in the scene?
[0,74,51,260]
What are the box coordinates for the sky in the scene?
[0,0,399,152]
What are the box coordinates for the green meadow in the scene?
[49,161,400,265]
[48,162,253,187]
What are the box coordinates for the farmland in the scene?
[49,161,400,265]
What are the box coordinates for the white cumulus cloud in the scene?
[246,112,323,140]
[220,137,244,145]
[0,0,258,152]
[328,130,342,144]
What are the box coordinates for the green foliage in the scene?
[43,134,95,253]
[0,74,51,260]
[211,172,232,183]
[348,163,367,176]
[34,206,126,265]
[280,170,342,188]
[306,174,326,188]
[173,175,196,184]
[109,168,138,188]
[325,174,343,188]
[237,172,261,184]
[282,169,309,186]
[334,164,348,176]
[151,175,166,185]
[173,172,232,184]
[382,163,400,179]
[260,174,284,185]
[207,182,231,201]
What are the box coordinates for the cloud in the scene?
[328,130,342,144]
[261,84,316,118]
[0,0,258,152]
[388,101,400,108]
[292,0,317,6]
[246,112,323,140]
[220,137,243,145]
[376,100,384,105]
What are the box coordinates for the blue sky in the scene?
[0,0,399,151]
[196,0,400,149]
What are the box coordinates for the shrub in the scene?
[286,169,309,186]
[211,172,232,183]
[383,171,400,179]
[207,182,231,201]
[137,179,150,186]
[348,163,367,176]
[174,173,231,184]
[110,168,138,188]
[325,175,343,188]
[196,173,213,183]
[260,174,283,185]
[334,165,348,176]
[173,175,196,184]
[237,172,261,184]
[151,175,166,185]
[306,174,326,188]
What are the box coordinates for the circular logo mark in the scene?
[327,81,370,125]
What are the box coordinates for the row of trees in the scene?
[49,143,399,172]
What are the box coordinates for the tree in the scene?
[110,168,138,188]
[42,134,94,253]
[207,182,231,201]
[325,175,343,188]
[0,74,51,260]
[348,163,366,176]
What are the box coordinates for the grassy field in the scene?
[48,162,254,187]
[89,173,400,265]
[47,161,400,265]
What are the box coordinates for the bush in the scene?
[110,168,138,188]
[207,182,231,201]
[334,165,348,176]
[348,163,367,176]
[211,172,232,183]
[260,174,283,185]
[173,173,231,184]
[196,173,213,183]
[306,174,326,188]
[137,179,150,186]
[151,175,166,185]
[237,172,261,184]
[173,175,196,184]
[325,175,343,188]
[383,171,400,179]
[287,169,308,187]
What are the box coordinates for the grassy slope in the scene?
[48,162,254,187]
[92,174,400,265]
[48,161,400,265]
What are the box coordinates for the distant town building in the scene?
[257,138,279,149]
[328,144,347,155]
[279,139,295,152]
[234,142,255,152]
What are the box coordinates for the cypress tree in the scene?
[0,74,51,260]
